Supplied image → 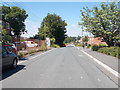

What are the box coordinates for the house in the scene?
[24,41,38,48]
[0,19,11,35]
[87,37,107,46]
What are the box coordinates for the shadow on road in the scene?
[2,65,25,80]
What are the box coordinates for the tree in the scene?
[38,13,67,46]
[82,36,88,42]
[1,29,11,44]
[77,35,81,40]
[64,36,81,43]
[79,2,120,46]
[1,6,28,37]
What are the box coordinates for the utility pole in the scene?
[81,26,83,43]
[44,24,47,49]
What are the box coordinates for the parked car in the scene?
[3,44,17,55]
[1,45,18,70]
[24,41,38,48]
[14,42,26,51]
[62,44,66,47]
[67,44,75,47]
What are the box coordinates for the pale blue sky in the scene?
[1,2,108,37]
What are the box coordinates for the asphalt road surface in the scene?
[2,47,118,88]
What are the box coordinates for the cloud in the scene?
[22,19,39,37]
[25,19,30,24]
[66,24,82,36]
[71,24,77,27]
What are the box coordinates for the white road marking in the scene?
[81,50,119,78]
[18,48,56,65]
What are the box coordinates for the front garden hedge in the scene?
[97,47,120,59]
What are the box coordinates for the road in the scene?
[2,47,118,88]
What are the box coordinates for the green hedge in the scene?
[74,43,82,46]
[98,47,120,59]
[92,45,101,51]
[51,44,60,48]
[87,44,91,48]
[91,44,120,58]
[91,44,106,51]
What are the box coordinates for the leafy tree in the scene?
[30,34,43,40]
[39,13,67,46]
[79,2,120,46]
[1,29,11,44]
[77,35,81,40]
[82,36,88,42]
[1,6,28,37]
[64,36,79,43]
[38,13,67,46]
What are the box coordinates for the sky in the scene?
[1,1,119,37]
[21,2,101,37]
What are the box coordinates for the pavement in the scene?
[2,46,118,88]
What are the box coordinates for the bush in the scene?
[29,50,36,54]
[74,43,82,46]
[87,44,91,48]
[92,45,100,51]
[92,44,107,51]
[39,43,47,51]
[51,44,60,48]
[99,43,107,47]
[98,47,120,59]
[18,52,24,58]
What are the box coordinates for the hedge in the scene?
[51,44,60,48]
[91,44,107,51]
[98,47,120,59]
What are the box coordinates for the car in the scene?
[67,44,75,47]
[62,44,66,47]
[3,44,17,55]
[1,45,19,70]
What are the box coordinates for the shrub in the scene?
[99,43,107,47]
[29,50,36,54]
[39,43,47,51]
[74,43,82,46]
[51,44,60,48]
[92,44,107,51]
[92,45,100,51]
[87,44,91,48]
[18,52,24,58]
[98,47,120,59]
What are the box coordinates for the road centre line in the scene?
[81,50,119,78]
[18,48,56,64]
